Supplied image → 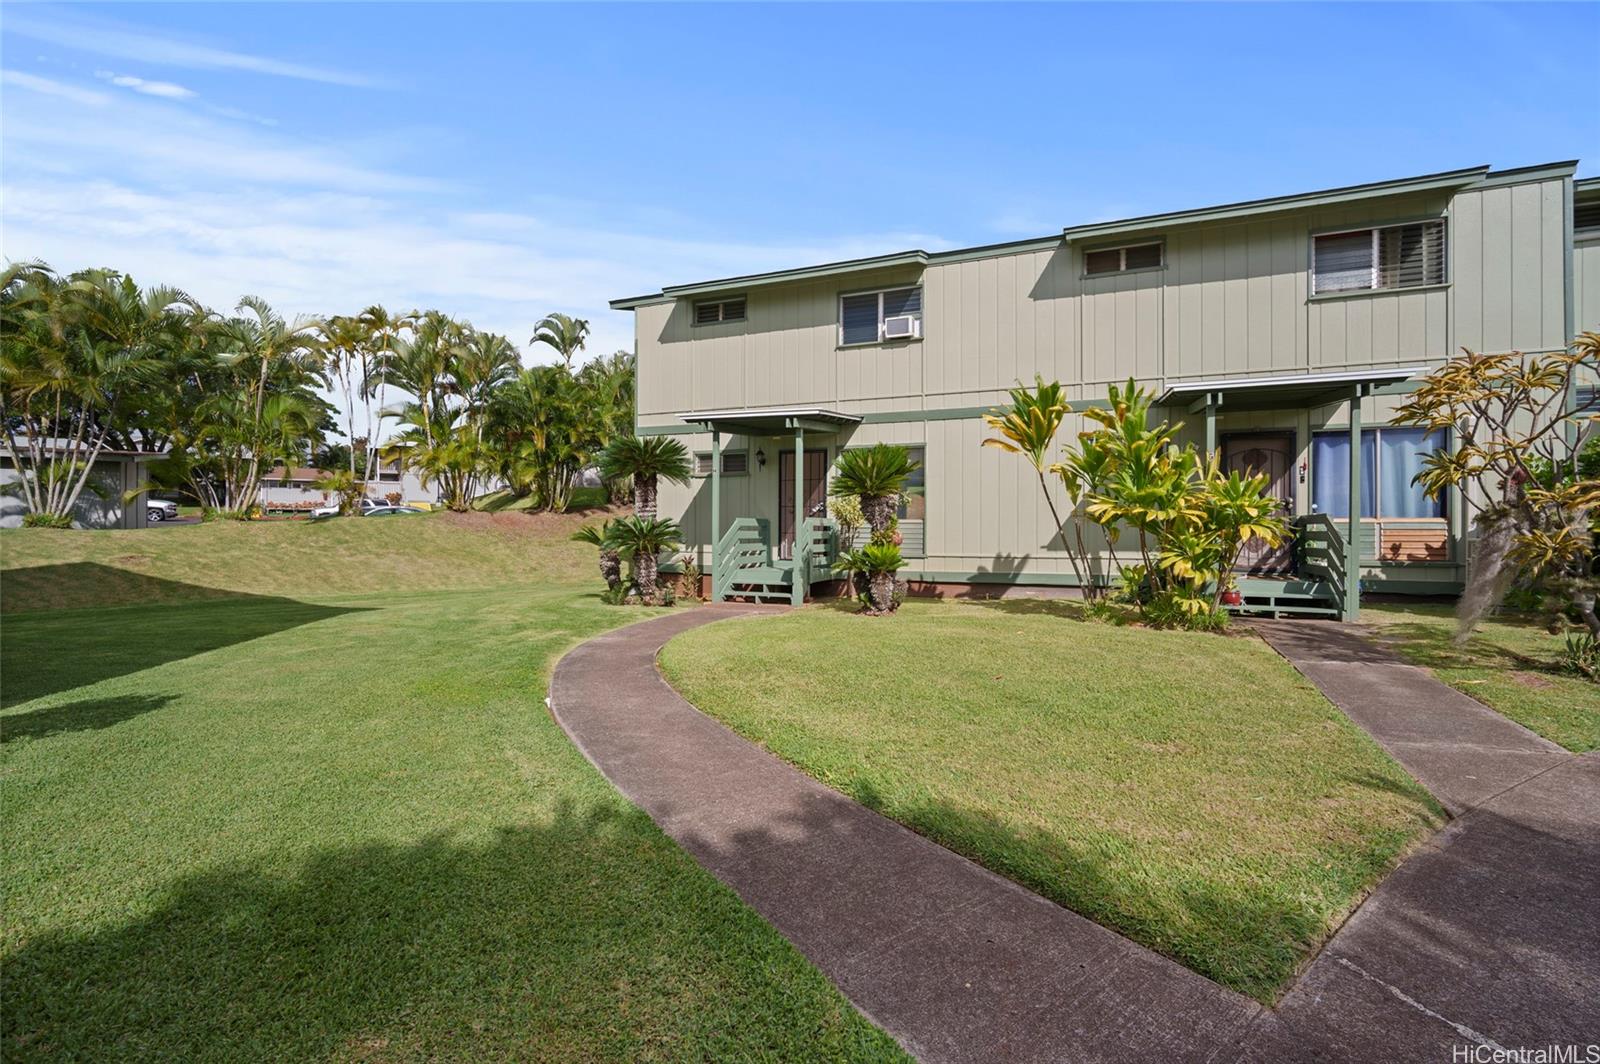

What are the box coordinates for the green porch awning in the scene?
[680,406,862,435]
[1156,366,1427,415]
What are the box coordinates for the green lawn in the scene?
[1,508,612,613]
[661,600,1444,1003]
[1365,603,1598,753]
[1,526,903,1061]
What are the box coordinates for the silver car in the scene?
[147,499,180,523]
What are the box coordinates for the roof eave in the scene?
[1063,166,1492,243]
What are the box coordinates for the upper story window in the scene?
[1312,220,1446,295]
[693,297,746,325]
[1084,241,1163,276]
[840,286,922,346]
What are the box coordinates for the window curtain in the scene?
[1378,428,1444,518]
[1311,433,1375,518]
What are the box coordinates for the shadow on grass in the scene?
[2,798,900,1062]
[1377,619,1564,676]
[1,694,178,744]
[1,568,367,707]
[804,775,1437,1003]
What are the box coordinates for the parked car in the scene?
[310,498,382,518]
[147,499,179,523]
[362,505,424,517]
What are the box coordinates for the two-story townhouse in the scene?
[612,161,1597,619]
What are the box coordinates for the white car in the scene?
[147,499,179,522]
[310,498,383,518]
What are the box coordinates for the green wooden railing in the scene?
[713,517,772,602]
[1294,513,1347,616]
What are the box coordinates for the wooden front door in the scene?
[1222,433,1295,574]
[778,449,829,560]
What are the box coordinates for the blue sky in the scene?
[3,2,1596,362]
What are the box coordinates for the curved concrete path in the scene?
[550,606,1599,1062]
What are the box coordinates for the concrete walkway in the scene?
[1246,621,1599,1060]
[550,607,1599,1062]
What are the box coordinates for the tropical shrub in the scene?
[311,468,366,515]
[983,377,1288,630]
[834,541,907,615]
[20,512,72,529]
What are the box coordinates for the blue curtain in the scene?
[1311,433,1375,518]
[1378,428,1444,518]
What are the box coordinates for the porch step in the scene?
[1226,577,1342,620]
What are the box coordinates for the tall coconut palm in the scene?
[319,314,372,477]
[530,312,590,369]
[828,443,920,536]
[571,520,622,591]
[607,515,682,605]
[598,435,691,517]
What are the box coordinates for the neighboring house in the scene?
[258,456,437,510]
[1,443,161,529]
[614,161,1599,618]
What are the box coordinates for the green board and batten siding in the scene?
[632,165,1581,589]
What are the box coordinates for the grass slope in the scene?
[661,600,1444,1003]
[0,510,614,613]
[1365,603,1597,753]
[0,525,904,1061]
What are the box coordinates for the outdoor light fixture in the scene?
[755,448,766,468]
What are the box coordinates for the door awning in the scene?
[1158,366,1428,412]
[680,406,863,435]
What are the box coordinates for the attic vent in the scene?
[1576,199,1600,231]
[694,297,746,325]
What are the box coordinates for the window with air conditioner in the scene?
[839,286,922,346]
[1083,241,1164,276]
[1312,220,1446,295]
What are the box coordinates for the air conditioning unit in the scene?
[882,315,919,340]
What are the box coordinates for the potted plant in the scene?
[1219,577,1243,607]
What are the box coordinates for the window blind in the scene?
[841,293,883,345]
[1314,221,1445,294]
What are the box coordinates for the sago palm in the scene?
[828,443,919,534]
[599,435,691,517]
[571,520,623,591]
[606,516,682,605]
[834,541,907,614]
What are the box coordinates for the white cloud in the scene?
[1,69,111,107]
[5,9,375,88]
[97,71,197,99]
[1,51,948,433]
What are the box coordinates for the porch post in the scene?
[792,425,805,606]
[710,428,722,602]
[1345,388,1362,621]
[1204,393,1218,455]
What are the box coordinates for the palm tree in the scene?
[571,520,622,592]
[1,264,195,522]
[599,435,691,517]
[607,515,682,605]
[215,296,326,514]
[530,312,590,369]
[828,443,920,536]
